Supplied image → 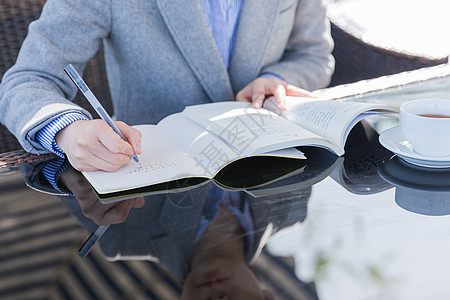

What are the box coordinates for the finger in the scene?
[252,93,265,109]
[100,200,137,225]
[250,80,267,108]
[273,84,287,110]
[90,150,131,172]
[82,199,130,225]
[286,84,316,98]
[96,123,136,156]
[88,135,133,170]
[69,141,130,172]
[236,87,252,103]
[78,194,107,219]
[73,155,129,172]
[115,121,143,154]
[130,197,146,208]
[71,183,98,204]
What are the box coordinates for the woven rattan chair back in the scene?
[329,8,448,86]
[0,0,112,153]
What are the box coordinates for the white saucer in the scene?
[379,126,450,168]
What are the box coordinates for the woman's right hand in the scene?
[55,119,142,172]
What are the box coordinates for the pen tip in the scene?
[132,155,141,166]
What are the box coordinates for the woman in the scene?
[0,0,334,172]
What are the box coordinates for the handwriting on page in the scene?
[124,161,183,175]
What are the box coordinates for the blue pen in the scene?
[64,64,140,164]
[78,225,109,257]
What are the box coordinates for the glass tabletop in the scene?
[2,64,450,300]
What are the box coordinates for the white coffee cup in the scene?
[400,99,450,157]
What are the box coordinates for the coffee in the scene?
[418,114,450,118]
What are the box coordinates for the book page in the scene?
[157,113,243,176]
[82,125,208,194]
[264,97,399,149]
[182,101,338,156]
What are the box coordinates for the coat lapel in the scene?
[228,0,281,93]
[155,0,234,101]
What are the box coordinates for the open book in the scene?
[83,97,399,202]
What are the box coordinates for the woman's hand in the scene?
[55,119,142,172]
[236,77,315,110]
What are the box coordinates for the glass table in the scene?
[1,64,450,300]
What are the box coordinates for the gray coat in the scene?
[0,0,334,153]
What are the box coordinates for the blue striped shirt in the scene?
[41,158,72,195]
[200,0,242,68]
[36,112,88,158]
[37,1,244,192]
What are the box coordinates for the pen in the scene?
[64,64,140,164]
[78,225,109,257]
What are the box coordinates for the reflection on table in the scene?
[380,156,450,216]
[14,119,389,299]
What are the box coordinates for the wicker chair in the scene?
[328,3,448,86]
[0,0,112,153]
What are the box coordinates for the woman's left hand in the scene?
[236,77,315,110]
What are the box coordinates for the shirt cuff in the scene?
[36,112,89,158]
[41,158,72,195]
